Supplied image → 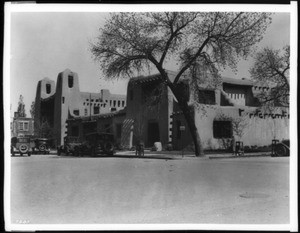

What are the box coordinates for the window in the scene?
[68,75,74,88]
[94,106,100,114]
[46,84,51,94]
[24,122,29,131]
[110,100,112,106]
[176,121,181,139]
[73,109,79,116]
[18,121,29,131]
[118,100,120,107]
[19,122,24,131]
[113,100,116,107]
[62,97,65,104]
[122,101,125,107]
[213,121,232,138]
[198,90,215,105]
[84,108,88,116]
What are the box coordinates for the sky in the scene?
[8,10,290,117]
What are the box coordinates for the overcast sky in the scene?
[9,11,290,117]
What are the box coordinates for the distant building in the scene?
[11,112,34,138]
[34,69,126,146]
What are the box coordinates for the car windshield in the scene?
[18,138,30,143]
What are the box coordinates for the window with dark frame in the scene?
[94,106,100,114]
[46,84,51,94]
[73,109,79,116]
[198,90,216,105]
[68,75,74,88]
[213,121,232,138]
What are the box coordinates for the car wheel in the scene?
[275,144,287,157]
[73,146,80,156]
[19,144,29,154]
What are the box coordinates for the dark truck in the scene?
[57,133,115,156]
[32,138,51,154]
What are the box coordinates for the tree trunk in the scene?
[178,98,204,157]
[160,70,204,157]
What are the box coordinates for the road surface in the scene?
[9,153,289,225]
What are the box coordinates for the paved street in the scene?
[10,153,289,225]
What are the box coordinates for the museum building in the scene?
[65,70,289,151]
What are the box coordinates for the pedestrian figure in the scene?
[135,140,144,157]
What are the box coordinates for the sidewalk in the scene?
[115,150,271,160]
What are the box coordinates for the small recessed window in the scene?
[113,100,116,107]
[62,97,65,104]
[94,106,100,114]
[68,75,74,88]
[84,109,88,116]
[46,84,51,94]
[73,109,79,116]
[118,101,120,107]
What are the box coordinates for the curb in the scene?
[209,153,271,159]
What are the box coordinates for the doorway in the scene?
[147,121,160,147]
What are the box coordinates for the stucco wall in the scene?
[194,105,289,150]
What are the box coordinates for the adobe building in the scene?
[123,72,289,150]
[34,69,126,146]
[171,76,289,150]
[64,70,289,151]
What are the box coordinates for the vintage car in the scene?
[273,139,290,157]
[57,133,115,157]
[79,133,115,156]
[11,136,33,156]
[32,138,51,154]
[57,136,82,156]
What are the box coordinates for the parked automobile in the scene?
[11,136,33,156]
[57,136,82,156]
[273,139,290,157]
[80,133,115,156]
[32,138,51,154]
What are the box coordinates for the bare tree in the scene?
[91,12,272,156]
[250,46,290,109]
[35,118,53,138]
[30,101,35,119]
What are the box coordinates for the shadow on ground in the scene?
[51,154,179,160]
